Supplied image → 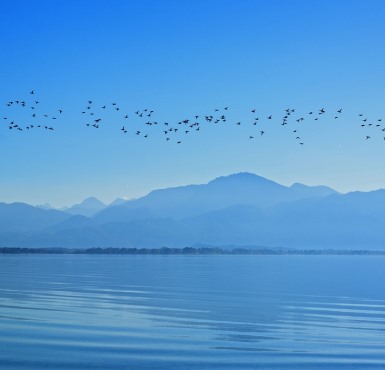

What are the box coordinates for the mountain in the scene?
[36,203,56,210]
[46,215,98,233]
[109,198,128,206]
[0,202,71,233]
[180,193,385,249]
[64,197,106,217]
[289,183,337,198]
[95,172,339,222]
[2,172,385,250]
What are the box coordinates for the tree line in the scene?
[1,247,385,255]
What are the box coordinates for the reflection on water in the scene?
[1,255,385,369]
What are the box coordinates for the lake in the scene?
[1,254,385,369]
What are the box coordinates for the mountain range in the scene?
[1,172,385,249]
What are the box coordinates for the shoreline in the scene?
[1,247,385,255]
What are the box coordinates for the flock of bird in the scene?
[2,90,385,146]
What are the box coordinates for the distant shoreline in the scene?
[1,247,385,255]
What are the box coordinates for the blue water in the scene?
[1,255,385,369]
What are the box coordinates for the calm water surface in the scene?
[1,255,385,369]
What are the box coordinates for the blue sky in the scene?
[1,0,385,207]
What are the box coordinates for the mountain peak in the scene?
[290,183,338,197]
[78,197,105,208]
[109,198,128,206]
[64,197,106,217]
[209,172,279,185]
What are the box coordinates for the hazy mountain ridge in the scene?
[0,202,72,233]
[96,172,339,220]
[63,197,106,217]
[1,172,385,249]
